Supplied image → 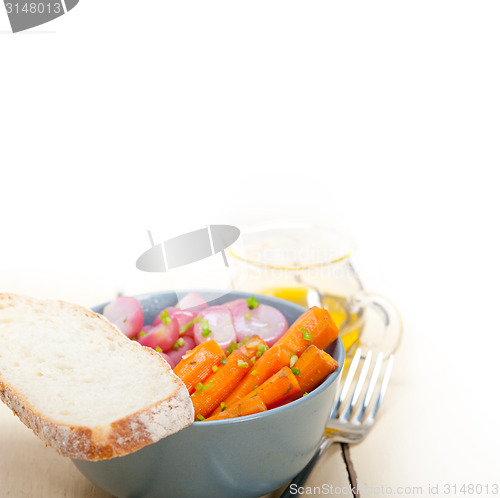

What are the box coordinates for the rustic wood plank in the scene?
[263,443,353,498]
[0,403,112,497]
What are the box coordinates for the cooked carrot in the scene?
[212,346,291,414]
[273,306,339,355]
[236,366,301,408]
[173,340,226,394]
[293,345,339,394]
[191,348,253,419]
[206,395,267,421]
[214,308,338,412]
[236,335,268,359]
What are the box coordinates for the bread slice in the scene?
[0,293,194,461]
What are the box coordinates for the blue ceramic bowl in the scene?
[73,290,345,498]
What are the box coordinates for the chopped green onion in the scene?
[139,331,147,338]
[291,367,301,376]
[179,321,193,335]
[244,312,252,320]
[220,402,227,412]
[193,316,202,323]
[226,342,239,355]
[160,310,171,325]
[131,336,137,341]
[212,365,219,373]
[194,381,214,394]
[246,296,260,309]
[196,414,205,421]
[155,346,163,353]
[220,357,227,364]
[290,355,298,368]
[250,370,258,376]
[237,360,249,368]
[172,338,185,350]
[302,392,308,397]
[256,344,268,357]
[123,317,127,323]
[201,320,212,337]
[301,327,311,341]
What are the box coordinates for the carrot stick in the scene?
[191,347,254,420]
[269,346,339,409]
[212,346,291,414]
[173,340,226,394]
[273,306,339,355]
[234,366,301,409]
[206,395,267,421]
[215,307,339,412]
[293,345,339,394]
[236,335,268,359]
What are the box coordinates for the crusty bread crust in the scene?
[0,293,194,461]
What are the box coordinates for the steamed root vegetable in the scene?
[153,308,197,338]
[173,340,226,394]
[293,345,339,394]
[103,296,144,339]
[273,306,339,355]
[177,292,209,312]
[236,366,300,407]
[159,351,175,367]
[167,336,196,367]
[138,318,180,352]
[226,298,288,346]
[193,306,237,352]
[211,345,290,414]
[191,345,255,419]
[207,395,267,421]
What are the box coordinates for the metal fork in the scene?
[279,348,395,497]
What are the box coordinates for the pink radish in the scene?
[166,336,196,367]
[159,351,175,368]
[177,292,208,312]
[153,308,197,338]
[138,319,180,352]
[102,296,144,339]
[227,299,288,347]
[152,307,177,326]
[193,306,237,351]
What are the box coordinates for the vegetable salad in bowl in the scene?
[102,292,339,422]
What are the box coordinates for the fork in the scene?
[279,348,395,497]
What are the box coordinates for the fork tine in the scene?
[339,350,372,422]
[364,354,395,426]
[330,348,362,419]
[352,351,383,424]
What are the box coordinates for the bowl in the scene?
[72,290,345,498]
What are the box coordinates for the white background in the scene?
[1,0,499,488]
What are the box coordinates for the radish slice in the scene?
[174,310,197,338]
[152,307,177,327]
[193,306,237,351]
[159,351,175,368]
[167,336,196,367]
[138,319,180,352]
[153,308,197,337]
[177,292,208,312]
[228,299,288,347]
[103,296,144,339]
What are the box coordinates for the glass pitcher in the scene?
[228,223,402,358]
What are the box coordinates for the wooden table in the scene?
[1,278,496,497]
